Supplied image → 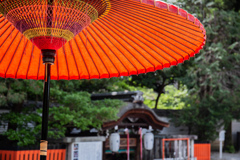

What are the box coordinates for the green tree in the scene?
[128,65,188,109]
[44,92,123,144]
[156,85,188,110]
[0,78,43,146]
[0,78,125,146]
[50,77,131,95]
[0,79,42,131]
[172,0,240,146]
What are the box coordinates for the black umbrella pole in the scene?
[39,49,56,160]
[40,63,51,160]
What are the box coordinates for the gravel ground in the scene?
[211,152,240,160]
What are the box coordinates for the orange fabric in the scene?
[0,0,206,80]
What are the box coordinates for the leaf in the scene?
[228,42,239,50]
[206,2,215,7]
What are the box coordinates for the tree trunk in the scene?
[155,92,161,109]
[224,121,233,152]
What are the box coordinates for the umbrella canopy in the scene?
[0,0,206,80]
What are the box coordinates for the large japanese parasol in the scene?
[0,0,206,159]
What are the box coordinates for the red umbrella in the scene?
[0,0,206,159]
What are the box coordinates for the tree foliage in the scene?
[128,66,188,109]
[171,0,240,144]
[44,92,123,142]
[134,85,189,110]
[0,78,123,146]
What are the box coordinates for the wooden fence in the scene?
[0,149,66,160]
[194,143,211,160]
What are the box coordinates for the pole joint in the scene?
[42,49,56,64]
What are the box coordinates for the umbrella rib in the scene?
[90,23,130,76]
[0,15,4,21]
[111,8,202,45]
[26,45,35,79]
[98,20,149,73]
[62,46,70,80]
[81,30,101,78]
[72,37,91,79]
[5,33,22,78]
[109,14,190,59]
[95,21,142,74]
[0,25,13,48]
[100,19,169,69]
[99,20,158,72]
[0,17,6,24]
[113,0,200,32]
[0,28,17,64]
[87,26,118,77]
[36,48,42,80]
[69,41,81,79]
[111,2,202,37]
[108,12,199,52]
[15,40,29,79]
[102,17,175,67]
[108,13,190,58]
[77,34,99,79]
[104,15,187,63]
[83,27,109,78]
[0,21,11,34]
